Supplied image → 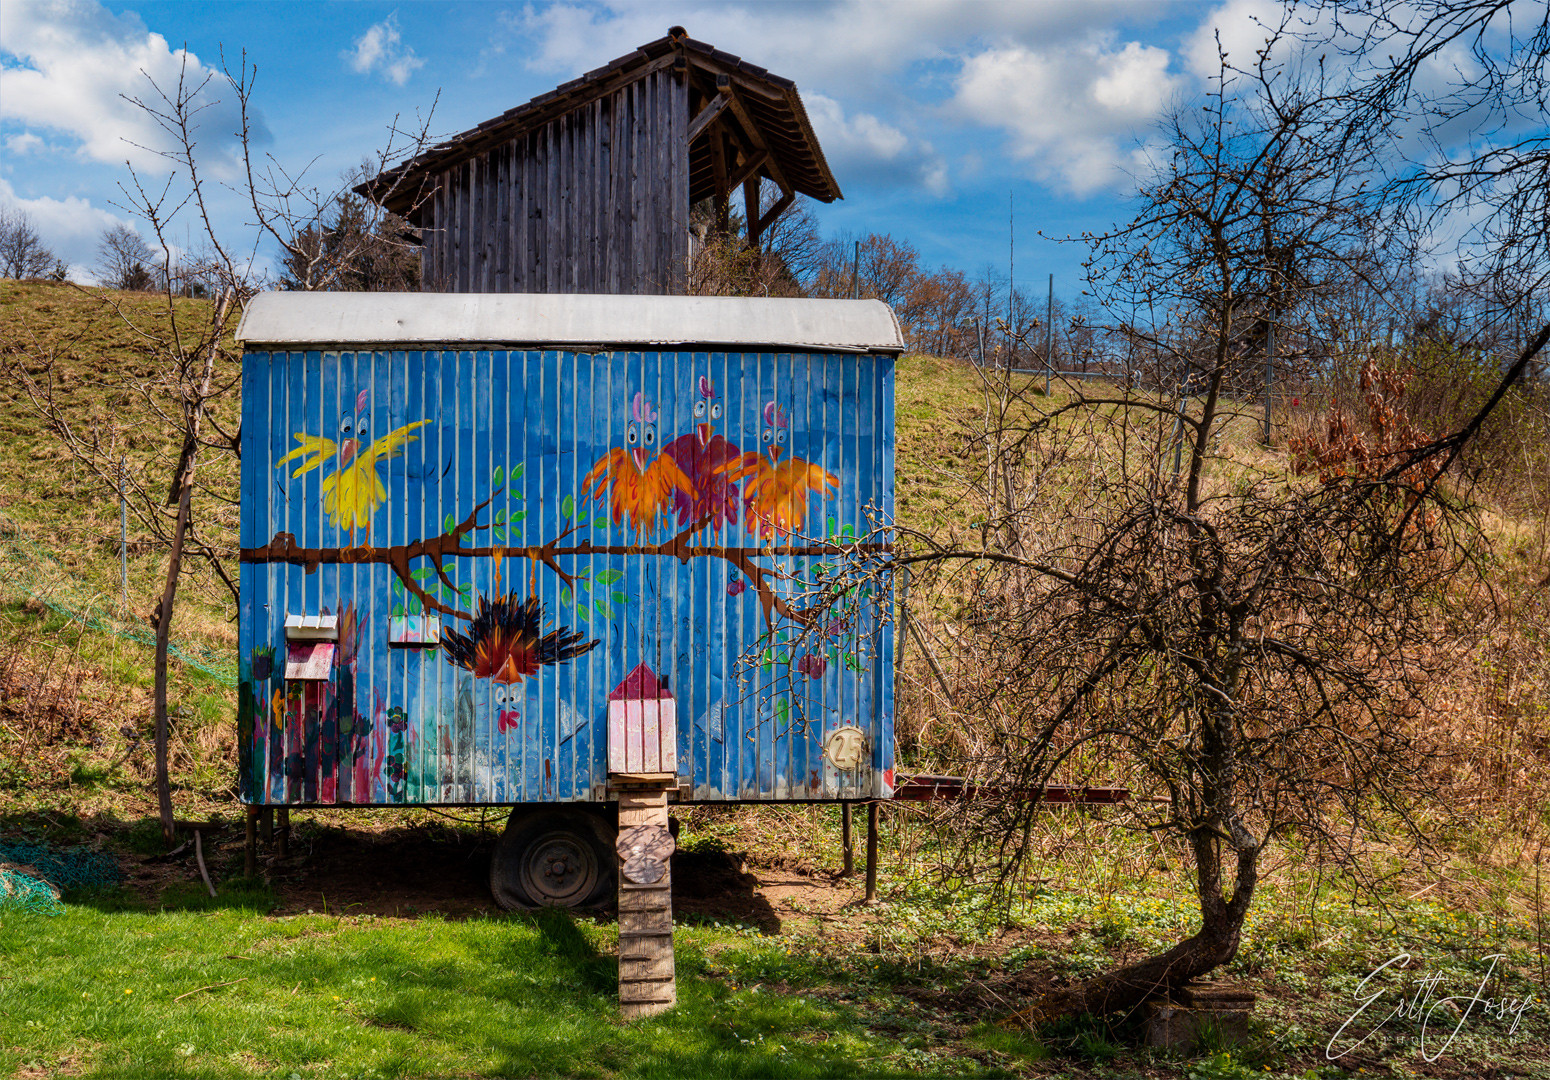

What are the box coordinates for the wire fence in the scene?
[0,515,237,688]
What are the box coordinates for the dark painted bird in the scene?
[661,375,742,531]
[582,391,696,537]
[440,593,599,685]
[731,400,838,540]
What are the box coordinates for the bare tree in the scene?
[1302,0,1550,297]
[94,223,158,291]
[0,204,62,280]
[4,50,437,843]
[847,47,1550,1024]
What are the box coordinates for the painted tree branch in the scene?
[241,491,889,628]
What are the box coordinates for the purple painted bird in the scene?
[661,375,742,531]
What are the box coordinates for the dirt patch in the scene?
[267,823,501,919]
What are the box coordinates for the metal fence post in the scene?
[119,457,129,608]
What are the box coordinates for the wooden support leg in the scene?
[841,802,854,877]
[616,785,675,1019]
[261,807,274,845]
[865,801,880,905]
[276,807,290,861]
[244,807,258,878]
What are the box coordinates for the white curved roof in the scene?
[236,292,903,354]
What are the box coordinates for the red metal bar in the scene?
[890,773,1129,805]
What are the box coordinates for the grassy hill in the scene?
[1,282,1547,1080]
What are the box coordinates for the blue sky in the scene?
[2,0,1287,293]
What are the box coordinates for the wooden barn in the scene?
[357,27,842,295]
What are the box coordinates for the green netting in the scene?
[0,842,123,915]
[0,517,236,688]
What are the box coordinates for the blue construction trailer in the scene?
[235,292,899,906]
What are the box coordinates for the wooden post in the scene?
[244,807,258,878]
[260,807,273,845]
[865,801,880,905]
[841,802,854,877]
[276,807,290,861]
[614,775,676,1018]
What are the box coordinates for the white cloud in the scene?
[0,0,262,175]
[5,132,47,155]
[347,15,424,86]
[805,94,948,196]
[0,175,130,283]
[951,38,1182,196]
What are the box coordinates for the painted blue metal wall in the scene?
[238,347,894,806]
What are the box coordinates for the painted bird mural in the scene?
[731,401,839,540]
[582,391,696,537]
[275,389,430,539]
[661,376,742,531]
[440,593,599,685]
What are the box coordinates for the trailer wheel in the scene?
[490,808,616,910]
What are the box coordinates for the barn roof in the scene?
[235,293,903,354]
[358,30,842,217]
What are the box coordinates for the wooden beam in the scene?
[726,149,767,192]
[686,92,729,144]
[721,89,794,207]
[755,186,794,243]
[744,174,762,247]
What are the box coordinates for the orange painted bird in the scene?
[731,401,838,540]
[581,391,696,537]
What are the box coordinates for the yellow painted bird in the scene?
[276,390,429,540]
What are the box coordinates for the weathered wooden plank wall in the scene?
[419,68,689,295]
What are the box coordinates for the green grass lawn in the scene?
[0,891,953,1080]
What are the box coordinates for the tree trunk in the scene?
[153,481,193,842]
[1022,919,1245,1022]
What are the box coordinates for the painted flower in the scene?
[795,653,826,679]
[385,756,406,784]
[386,706,409,734]
[727,577,747,597]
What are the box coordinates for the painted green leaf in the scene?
[577,579,591,592]
[495,508,507,524]
[776,699,790,728]
[443,512,456,533]
[391,578,404,597]
[440,586,460,601]
[844,653,863,672]
[775,652,790,665]
[411,567,437,581]
[596,569,624,585]
[594,514,610,529]
[576,604,590,621]
[508,487,524,499]
[510,510,527,522]
[511,463,524,479]
[407,595,422,616]
[492,526,507,542]
[594,598,613,620]
[561,494,575,520]
[459,582,473,595]
[392,603,405,617]
[610,590,628,604]
[492,465,505,486]
[560,586,572,607]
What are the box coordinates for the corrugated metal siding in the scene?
[421,68,689,295]
[238,347,894,806]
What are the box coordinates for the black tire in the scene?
[489,807,617,910]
